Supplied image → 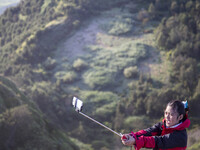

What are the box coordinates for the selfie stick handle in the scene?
[79,112,122,137]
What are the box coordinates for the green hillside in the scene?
[0,0,200,149]
[0,76,78,150]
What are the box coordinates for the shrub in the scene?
[123,66,139,78]
[102,14,133,35]
[31,81,54,102]
[72,20,80,28]
[55,71,77,83]
[123,116,150,131]
[62,71,77,83]
[137,9,149,22]
[44,57,57,70]
[95,101,117,118]
[73,58,88,71]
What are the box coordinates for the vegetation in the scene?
[83,42,148,89]
[73,58,88,71]
[123,66,139,78]
[0,0,200,149]
[0,76,78,150]
[102,11,134,35]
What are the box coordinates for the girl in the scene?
[121,100,190,150]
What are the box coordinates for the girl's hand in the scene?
[121,134,136,146]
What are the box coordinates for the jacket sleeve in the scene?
[134,129,187,150]
[134,122,162,137]
[134,135,155,150]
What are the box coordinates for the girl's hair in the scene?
[166,100,188,122]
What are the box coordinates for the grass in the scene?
[83,69,115,89]
[83,42,148,89]
[101,15,134,35]
[79,90,119,115]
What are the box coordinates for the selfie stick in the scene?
[79,111,122,137]
[72,97,122,137]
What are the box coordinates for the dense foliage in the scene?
[154,0,200,116]
[0,76,78,150]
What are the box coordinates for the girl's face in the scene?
[164,106,183,127]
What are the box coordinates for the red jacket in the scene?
[132,118,190,150]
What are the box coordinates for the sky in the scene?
[0,0,20,15]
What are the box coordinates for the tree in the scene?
[179,58,198,92]
[191,79,200,117]
[169,28,180,47]
[145,91,159,116]
[188,18,197,33]
[170,1,179,14]
[114,102,124,130]
[148,3,156,19]
[193,79,200,100]
[193,40,200,59]
[174,41,191,57]
[185,0,194,12]
[178,13,189,24]
[156,30,168,48]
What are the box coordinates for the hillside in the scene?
[0,0,200,150]
[0,76,78,150]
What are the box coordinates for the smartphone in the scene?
[72,97,83,112]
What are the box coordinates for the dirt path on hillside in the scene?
[55,14,111,64]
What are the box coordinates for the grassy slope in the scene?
[52,3,171,114]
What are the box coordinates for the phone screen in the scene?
[72,97,83,112]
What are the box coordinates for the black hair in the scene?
[166,100,188,122]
